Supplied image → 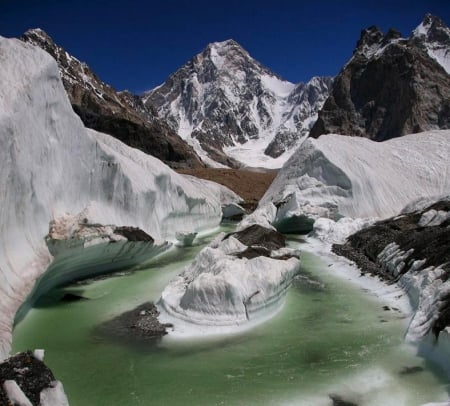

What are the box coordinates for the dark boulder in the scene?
[227,224,286,251]
[0,351,56,405]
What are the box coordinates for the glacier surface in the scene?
[260,131,450,232]
[0,37,229,360]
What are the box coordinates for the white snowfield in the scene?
[158,234,300,331]
[260,132,450,232]
[0,37,229,361]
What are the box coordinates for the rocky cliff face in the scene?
[310,14,450,141]
[21,29,203,169]
[144,39,332,168]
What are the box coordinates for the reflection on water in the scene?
[12,230,449,406]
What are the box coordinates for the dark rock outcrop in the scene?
[0,351,56,405]
[95,302,172,344]
[114,226,154,242]
[228,224,286,252]
[21,29,203,169]
[310,14,450,141]
[333,200,450,278]
[329,394,358,406]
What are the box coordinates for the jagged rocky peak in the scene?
[413,13,450,44]
[355,25,403,55]
[22,27,55,47]
[356,25,384,48]
[412,13,450,74]
[21,28,203,169]
[145,39,332,168]
[310,14,450,141]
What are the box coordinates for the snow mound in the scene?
[158,228,300,330]
[260,132,450,233]
[0,37,224,359]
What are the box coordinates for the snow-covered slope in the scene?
[144,40,332,168]
[413,13,450,74]
[0,37,227,360]
[260,131,450,232]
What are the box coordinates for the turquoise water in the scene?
[12,232,449,405]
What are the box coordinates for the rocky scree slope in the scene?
[310,14,450,141]
[144,39,332,168]
[21,28,203,169]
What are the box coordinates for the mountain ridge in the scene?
[310,14,450,140]
[144,39,333,168]
[21,28,204,169]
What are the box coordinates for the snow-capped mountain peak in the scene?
[144,40,332,168]
[412,14,450,74]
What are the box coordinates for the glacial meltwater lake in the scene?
[12,227,450,405]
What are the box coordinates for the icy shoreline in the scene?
[302,237,413,316]
[306,233,450,382]
[303,236,450,405]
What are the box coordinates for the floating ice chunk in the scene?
[33,349,45,362]
[175,232,197,246]
[159,246,299,326]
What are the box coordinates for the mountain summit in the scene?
[310,14,450,140]
[144,40,332,168]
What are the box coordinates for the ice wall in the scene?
[0,37,225,359]
[261,132,450,232]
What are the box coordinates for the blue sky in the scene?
[1,0,449,93]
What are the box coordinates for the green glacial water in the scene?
[12,230,449,405]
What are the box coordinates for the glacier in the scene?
[260,131,450,233]
[0,36,234,360]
